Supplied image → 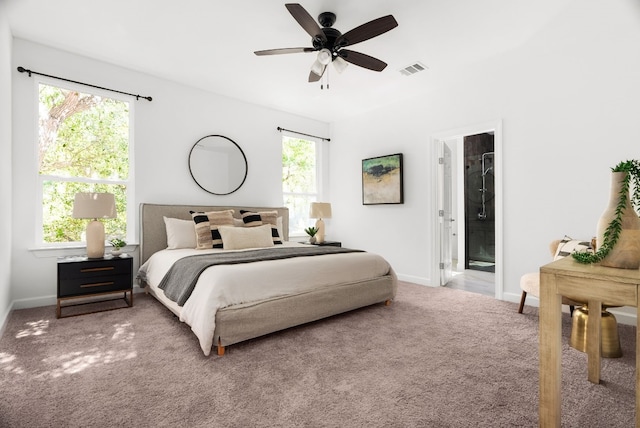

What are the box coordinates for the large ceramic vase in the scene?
[596,171,640,269]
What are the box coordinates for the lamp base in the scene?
[86,220,106,259]
[315,218,325,244]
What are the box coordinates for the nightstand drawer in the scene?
[58,274,131,298]
[58,258,131,279]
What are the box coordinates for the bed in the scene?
[137,203,397,356]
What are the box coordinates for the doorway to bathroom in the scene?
[433,121,503,299]
[464,133,495,273]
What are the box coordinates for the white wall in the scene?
[7,0,640,315]
[329,0,640,304]
[10,39,329,308]
[0,2,13,327]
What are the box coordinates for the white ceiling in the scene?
[5,0,573,123]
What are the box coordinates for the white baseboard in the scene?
[6,285,145,314]
[396,273,434,287]
[12,295,57,310]
[0,301,13,340]
[506,292,638,326]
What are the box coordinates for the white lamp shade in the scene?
[317,48,332,65]
[333,56,348,73]
[310,59,324,77]
[310,202,332,219]
[72,192,116,219]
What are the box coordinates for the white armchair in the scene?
[517,239,585,314]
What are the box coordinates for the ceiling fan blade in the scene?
[254,47,315,56]
[285,3,327,43]
[335,15,398,47]
[338,49,388,72]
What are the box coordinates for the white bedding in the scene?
[138,242,393,355]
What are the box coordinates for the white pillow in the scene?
[277,216,284,241]
[163,216,197,249]
[218,224,275,250]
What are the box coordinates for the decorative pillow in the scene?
[163,216,197,249]
[276,216,284,242]
[190,210,235,249]
[554,235,592,260]
[239,210,282,244]
[240,210,263,227]
[218,224,275,250]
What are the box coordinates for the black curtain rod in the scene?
[277,126,330,142]
[17,66,153,101]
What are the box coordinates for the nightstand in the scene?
[300,240,342,247]
[57,255,133,318]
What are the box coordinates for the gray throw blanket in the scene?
[158,246,363,306]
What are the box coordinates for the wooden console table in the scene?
[539,256,640,427]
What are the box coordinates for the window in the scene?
[282,135,319,237]
[37,82,133,245]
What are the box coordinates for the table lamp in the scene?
[72,192,117,258]
[310,202,332,244]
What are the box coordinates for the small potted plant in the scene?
[109,238,127,256]
[304,226,318,244]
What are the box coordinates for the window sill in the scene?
[28,244,138,258]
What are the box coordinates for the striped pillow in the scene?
[239,210,282,244]
[553,236,592,260]
[190,210,235,249]
[240,210,262,227]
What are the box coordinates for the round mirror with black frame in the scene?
[188,135,248,195]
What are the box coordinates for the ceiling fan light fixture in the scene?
[310,59,324,76]
[333,56,348,73]
[317,48,332,65]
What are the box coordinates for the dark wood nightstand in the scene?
[300,240,342,247]
[57,255,133,318]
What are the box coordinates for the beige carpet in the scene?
[0,282,635,427]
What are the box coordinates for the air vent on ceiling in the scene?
[399,62,428,76]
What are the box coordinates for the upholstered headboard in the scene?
[139,203,289,265]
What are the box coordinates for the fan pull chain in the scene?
[321,67,330,90]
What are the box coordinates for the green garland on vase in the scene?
[572,159,640,264]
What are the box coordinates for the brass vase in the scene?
[569,304,622,358]
[596,171,640,269]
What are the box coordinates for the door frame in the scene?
[431,119,503,299]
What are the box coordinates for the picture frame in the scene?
[362,153,404,205]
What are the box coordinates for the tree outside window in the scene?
[38,83,131,244]
[282,136,318,236]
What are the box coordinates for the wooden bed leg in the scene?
[385,299,392,306]
[217,338,225,356]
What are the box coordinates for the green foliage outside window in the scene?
[282,137,317,235]
[39,84,130,243]
[282,137,316,193]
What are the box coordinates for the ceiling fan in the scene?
[254,3,398,83]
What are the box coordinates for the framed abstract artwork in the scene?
[362,153,404,205]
